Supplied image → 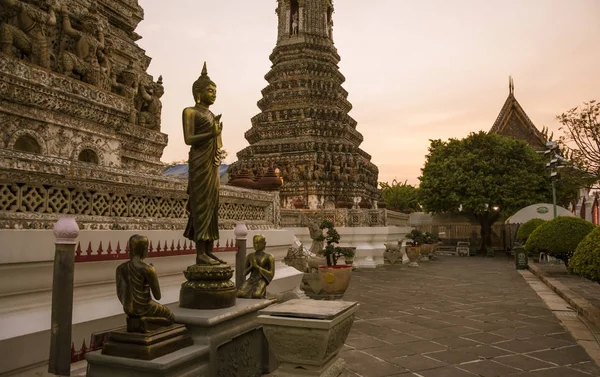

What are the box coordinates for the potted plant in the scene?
[405,229,424,267]
[317,219,353,295]
[420,232,439,261]
[341,247,356,266]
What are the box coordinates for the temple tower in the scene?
[229,0,379,209]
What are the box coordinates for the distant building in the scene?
[163,164,230,184]
[488,76,547,151]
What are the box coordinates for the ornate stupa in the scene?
[228,0,379,209]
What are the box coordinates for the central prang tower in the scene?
[229,0,379,209]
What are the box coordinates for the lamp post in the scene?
[545,141,562,219]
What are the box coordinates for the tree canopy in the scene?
[379,179,420,213]
[418,132,550,250]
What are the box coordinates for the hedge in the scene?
[516,218,546,243]
[525,216,595,267]
[569,226,600,283]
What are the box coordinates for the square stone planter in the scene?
[258,299,358,377]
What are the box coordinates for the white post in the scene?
[234,223,248,289]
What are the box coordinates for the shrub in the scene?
[525,216,595,267]
[569,227,600,283]
[516,218,546,243]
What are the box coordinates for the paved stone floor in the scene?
[340,257,600,377]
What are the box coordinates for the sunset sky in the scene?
[137,0,599,185]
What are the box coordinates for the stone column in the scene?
[48,216,79,376]
[234,223,248,289]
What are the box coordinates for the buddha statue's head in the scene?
[253,234,266,252]
[128,234,149,260]
[192,62,217,106]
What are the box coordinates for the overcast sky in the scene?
[137,0,599,185]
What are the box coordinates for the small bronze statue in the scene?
[237,235,275,299]
[182,62,226,266]
[116,234,174,332]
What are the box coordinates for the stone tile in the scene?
[427,349,480,364]
[570,361,600,375]
[399,340,448,354]
[435,337,481,349]
[374,332,424,345]
[418,366,480,377]
[342,350,409,377]
[494,354,555,371]
[523,335,576,349]
[390,355,447,371]
[458,360,520,377]
[345,335,389,349]
[495,339,549,354]
[530,366,594,377]
[363,345,415,361]
[527,346,591,366]
[462,332,508,344]
[492,328,537,340]
[461,344,514,359]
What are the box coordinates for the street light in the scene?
[545,141,562,219]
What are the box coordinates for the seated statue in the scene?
[116,234,175,333]
[237,235,275,299]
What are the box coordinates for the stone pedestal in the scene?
[258,299,358,377]
[101,324,193,361]
[179,264,237,310]
[171,298,276,377]
[86,344,209,377]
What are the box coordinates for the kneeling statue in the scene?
[237,235,275,299]
[116,234,174,332]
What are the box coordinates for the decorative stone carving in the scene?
[52,215,79,245]
[0,0,57,68]
[230,0,379,209]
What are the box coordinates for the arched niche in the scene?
[14,135,42,154]
[78,149,99,164]
[289,0,299,36]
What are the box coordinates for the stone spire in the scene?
[229,0,379,209]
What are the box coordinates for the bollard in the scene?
[514,244,528,270]
[48,216,79,376]
[234,223,248,289]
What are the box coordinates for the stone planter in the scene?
[318,265,352,295]
[405,246,420,268]
[383,251,403,265]
[420,244,432,262]
[258,300,358,377]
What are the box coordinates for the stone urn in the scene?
[420,244,432,261]
[405,246,420,268]
[293,198,305,209]
[318,265,352,295]
[257,167,283,191]
[229,169,255,189]
[358,198,371,209]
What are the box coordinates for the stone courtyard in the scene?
[339,257,600,377]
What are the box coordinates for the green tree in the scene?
[418,132,549,253]
[379,179,420,213]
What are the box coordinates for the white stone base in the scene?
[288,226,412,270]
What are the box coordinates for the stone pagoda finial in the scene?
[509,75,514,95]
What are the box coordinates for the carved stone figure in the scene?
[182,62,226,266]
[307,220,324,255]
[96,41,113,91]
[116,234,174,332]
[138,76,163,130]
[59,1,104,86]
[237,234,275,299]
[0,0,57,68]
[111,62,138,123]
[291,11,298,36]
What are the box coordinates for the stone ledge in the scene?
[528,263,600,331]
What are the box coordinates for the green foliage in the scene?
[418,132,551,250]
[525,216,595,266]
[320,219,343,266]
[379,179,420,213]
[419,132,549,217]
[569,227,600,282]
[516,219,546,243]
[405,229,437,246]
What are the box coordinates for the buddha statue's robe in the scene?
[183,107,221,244]
[116,260,174,321]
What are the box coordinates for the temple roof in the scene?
[489,76,546,151]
